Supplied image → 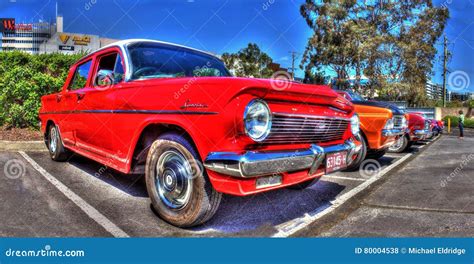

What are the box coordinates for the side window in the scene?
[94,52,124,86]
[114,54,125,83]
[69,60,92,90]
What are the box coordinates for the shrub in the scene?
[0,51,85,128]
[443,115,474,129]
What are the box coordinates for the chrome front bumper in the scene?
[382,129,405,137]
[204,140,361,178]
[411,129,430,140]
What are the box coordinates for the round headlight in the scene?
[244,99,272,142]
[350,114,360,136]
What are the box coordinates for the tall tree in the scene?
[300,0,448,105]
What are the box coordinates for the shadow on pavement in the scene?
[65,153,347,235]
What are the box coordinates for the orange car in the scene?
[336,90,407,169]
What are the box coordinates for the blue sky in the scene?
[1,0,473,93]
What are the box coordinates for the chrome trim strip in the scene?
[39,110,218,115]
[204,140,360,178]
[381,129,405,137]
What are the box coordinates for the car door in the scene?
[74,49,125,161]
[60,59,93,147]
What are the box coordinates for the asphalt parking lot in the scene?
[0,134,472,237]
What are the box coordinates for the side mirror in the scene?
[95,69,115,88]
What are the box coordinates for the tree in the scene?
[300,0,448,105]
[221,43,274,78]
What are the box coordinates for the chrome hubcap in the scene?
[390,137,403,150]
[155,149,193,210]
[50,127,57,153]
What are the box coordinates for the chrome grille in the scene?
[265,113,349,144]
[393,115,405,128]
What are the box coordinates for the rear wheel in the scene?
[145,132,222,227]
[47,124,70,161]
[388,135,409,153]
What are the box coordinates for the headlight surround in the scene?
[350,114,360,136]
[244,99,272,142]
[384,118,394,130]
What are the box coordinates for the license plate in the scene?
[325,151,347,174]
[256,175,282,189]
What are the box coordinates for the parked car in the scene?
[39,39,362,227]
[409,112,443,138]
[335,90,407,169]
[388,112,430,153]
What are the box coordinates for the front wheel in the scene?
[145,132,222,227]
[388,135,409,153]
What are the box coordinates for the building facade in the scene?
[425,82,443,100]
[0,16,117,54]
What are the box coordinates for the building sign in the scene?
[59,45,75,51]
[58,34,91,46]
[14,23,33,31]
[1,18,15,33]
[59,34,70,44]
[72,35,91,45]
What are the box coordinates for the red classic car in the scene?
[39,39,361,227]
[388,112,430,153]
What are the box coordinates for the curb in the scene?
[0,140,46,151]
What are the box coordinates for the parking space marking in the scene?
[322,175,366,182]
[19,151,130,238]
[272,151,415,237]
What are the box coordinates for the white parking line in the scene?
[322,175,367,182]
[19,151,130,238]
[272,152,415,237]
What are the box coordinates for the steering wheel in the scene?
[133,67,159,78]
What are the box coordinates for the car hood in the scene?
[352,100,405,115]
[132,76,353,113]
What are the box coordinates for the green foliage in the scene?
[0,51,85,128]
[221,43,274,78]
[300,0,449,106]
[443,115,474,128]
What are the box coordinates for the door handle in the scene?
[76,93,85,101]
[56,94,62,102]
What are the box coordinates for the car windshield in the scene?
[127,42,231,80]
[346,91,365,101]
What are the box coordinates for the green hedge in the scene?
[0,51,85,128]
[443,115,474,128]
